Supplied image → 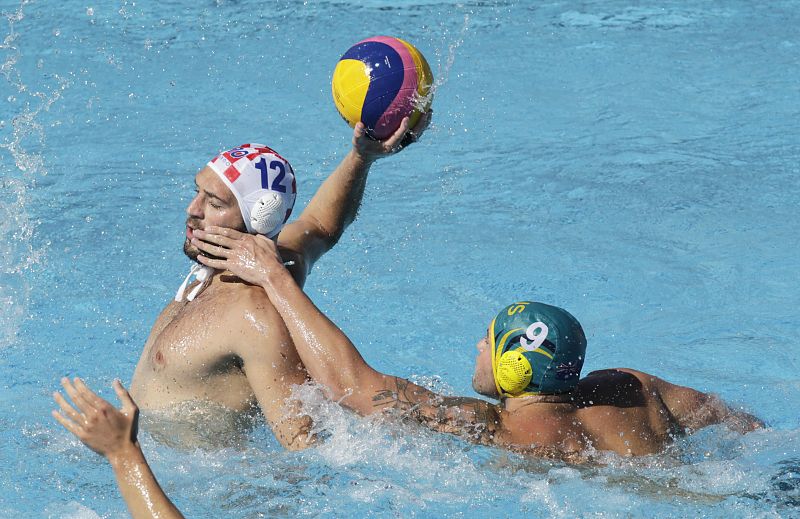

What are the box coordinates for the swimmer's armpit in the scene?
[371,377,502,446]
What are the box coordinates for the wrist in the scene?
[349,148,377,169]
[261,264,293,292]
[107,442,144,470]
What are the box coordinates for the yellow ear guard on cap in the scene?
[496,348,533,394]
[490,316,531,397]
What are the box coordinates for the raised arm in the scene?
[193,228,503,446]
[52,378,185,519]
[278,113,430,283]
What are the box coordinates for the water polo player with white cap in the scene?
[175,143,297,302]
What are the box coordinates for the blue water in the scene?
[2,0,799,517]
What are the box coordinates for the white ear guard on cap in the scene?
[248,192,287,236]
[207,143,297,239]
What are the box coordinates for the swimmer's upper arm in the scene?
[621,369,763,434]
[230,304,314,451]
[277,218,332,279]
[277,150,376,275]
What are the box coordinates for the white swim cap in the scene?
[207,143,297,238]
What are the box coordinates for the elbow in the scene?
[730,411,765,434]
[326,368,360,402]
[317,366,368,412]
[303,215,344,251]
[284,433,317,451]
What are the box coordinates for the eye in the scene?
[209,201,223,209]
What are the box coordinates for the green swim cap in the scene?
[491,301,586,398]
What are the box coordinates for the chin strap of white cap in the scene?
[174,263,215,302]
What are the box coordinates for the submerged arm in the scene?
[52,378,185,519]
[193,228,501,445]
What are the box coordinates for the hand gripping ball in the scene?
[332,36,433,140]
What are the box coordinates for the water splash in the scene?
[0,0,69,348]
[432,13,470,93]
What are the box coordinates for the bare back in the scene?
[498,368,761,458]
[364,369,761,460]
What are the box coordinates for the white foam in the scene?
[42,501,103,519]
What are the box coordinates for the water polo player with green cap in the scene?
[185,230,763,459]
[490,301,586,398]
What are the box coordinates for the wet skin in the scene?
[468,330,761,457]
[188,228,764,460]
[129,166,312,449]
[128,115,430,450]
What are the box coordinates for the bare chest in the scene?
[153,299,237,370]
[131,289,253,408]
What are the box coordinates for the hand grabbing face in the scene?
[191,226,286,287]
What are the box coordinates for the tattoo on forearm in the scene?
[371,378,500,445]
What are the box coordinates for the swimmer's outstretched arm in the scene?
[194,228,504,446]
[52,378,185,519]
[635,370,764,433]
[278,112,431,285]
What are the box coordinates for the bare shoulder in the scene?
[207,279,291,351]
[583,368,670,393]
[598,368,701,397]
[573,368,656,408]
[595,368,764,433]
[581,367,700,406]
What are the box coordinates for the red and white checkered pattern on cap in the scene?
[207,143,297,237]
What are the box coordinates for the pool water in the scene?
[2,0,799,517]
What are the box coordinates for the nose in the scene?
[186,192,203,218]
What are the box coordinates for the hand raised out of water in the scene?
[192,226,285,287]
[52,378,139,462]
[353,109,432,162]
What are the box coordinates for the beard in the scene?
[182,236,226,263]
[183,219,248,262]
[183,237,200,262]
